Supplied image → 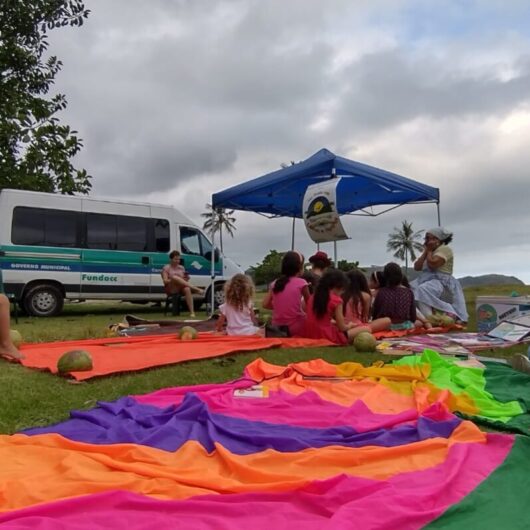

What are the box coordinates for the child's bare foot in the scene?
[0,343,25,361]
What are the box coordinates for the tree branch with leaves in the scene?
[0,0,91,194]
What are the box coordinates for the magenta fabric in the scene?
[305,292,348,344]
[134,379,252,408]
[270,276,308,337]
[0,434,512,529]
[136,386,431,431]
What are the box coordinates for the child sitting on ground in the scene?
[400,275,431,329]
[305,269,374,345]
[343,270,391,333]
[368,270,385,299]
[372,262,425,330]
[262,251,310,337]
[216,274,262,336]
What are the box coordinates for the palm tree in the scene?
[386,220,424,273]
[201,203,236,252]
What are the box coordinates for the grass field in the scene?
[1,284,529,434]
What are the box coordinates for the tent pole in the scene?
[291,217,295,250]
[436,202,441,226]
[333,240,338,267]
[210,215,216,317]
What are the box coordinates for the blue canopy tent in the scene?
[212,148,440,219]
[207,148,440,311]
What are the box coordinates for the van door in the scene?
[80,213,152,299]
[178,226,221,289]
[149,216,171,298]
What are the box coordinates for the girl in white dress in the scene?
[216,274,262,336]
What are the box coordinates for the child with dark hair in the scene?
[305,269,373,344]
[368,270,385,298]
[262,251,310,337]
[343,270,390,333]
[303,250,332,294]
[216,274,262,336]
[372,262,419,330]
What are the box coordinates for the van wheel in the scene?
[23,284,64,317]
[214,284,225,306]
[205,283,225,311]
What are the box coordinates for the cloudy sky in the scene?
[47,0,530,282]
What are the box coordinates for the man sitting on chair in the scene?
[161,250,204,318]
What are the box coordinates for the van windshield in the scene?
[179,226,212,258]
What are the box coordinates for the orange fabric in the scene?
[245,359,481,416]
[19,335,333,381]
[0,422,484,512]
[246,359,422,413]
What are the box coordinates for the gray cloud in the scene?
[335,50,530,135]
[42,0,530,282]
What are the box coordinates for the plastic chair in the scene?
[164,293,181,316]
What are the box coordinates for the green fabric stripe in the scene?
[481,361,530,434]
[425,435,530,529]
[393,350,523,423]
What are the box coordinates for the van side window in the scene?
[154,219,170,252]
[86,213,117,250]
[117,216,147,251]
[86,213,149,252]
[12,207,78,247]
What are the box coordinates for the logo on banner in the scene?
[303,179,349,243]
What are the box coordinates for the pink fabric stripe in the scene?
[135,384,437,431]
[0,434,512,529]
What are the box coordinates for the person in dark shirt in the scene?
[372,263,417,330]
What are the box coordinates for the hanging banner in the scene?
[303,178,349,243]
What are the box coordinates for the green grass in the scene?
[1,284,529,434]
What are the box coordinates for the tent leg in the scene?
[333,241,338,267]
[210,226,216,317]
[291,217,295,250]
[436,202,441,226]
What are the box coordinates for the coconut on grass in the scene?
[179,326,198,340]
[9,329,23,348]
[57,350,93,374]
[353,331,377,352]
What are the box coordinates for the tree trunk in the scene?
[219,226,224,252]
[405,249,408,276]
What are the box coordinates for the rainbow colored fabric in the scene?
[1,350,529,528]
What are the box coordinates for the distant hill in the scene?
[457,274,525,288]
[362,266,524,288]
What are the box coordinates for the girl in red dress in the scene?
[305,269,373,344]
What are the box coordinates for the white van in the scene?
[0,189,242,316]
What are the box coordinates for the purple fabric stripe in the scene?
[23,394,461,454]
[0,434,513,529]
